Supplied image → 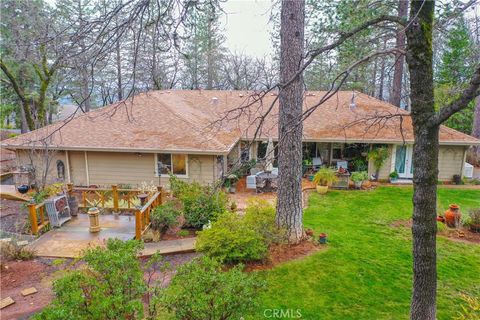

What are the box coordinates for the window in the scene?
[56,160,65,179]
[332,143,343,160]
[157,154,187,176]
[240,141,250,162]
[257,141,268,159]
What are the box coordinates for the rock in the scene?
[21,287,38,296]
[0,297,15,309]
[362,181,372,189]
[0,238,12,243]
[16,240,29,246]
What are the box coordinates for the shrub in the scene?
[33,240,146,320]
[468,208,480,225]
[244,198,285,245]
[197,199,283,263]
[437,221,447,232]
[368,147,390,178]
[0,242,36,261]
[313,167,337,186]
[197,212,268,263]
[161,256,265,320]
[182,188,227,228]
[150,201,181,233]
[177,230,190,237]
[351,171,368,182]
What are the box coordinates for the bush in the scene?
[244,198,285,245]
[150,201,180,233]
[351,171,368,182]
[182,188,227,228]
[169,176,228,229]
[197,199,284,263]
[437,221,447,232]
[33,240,146,320]
[468,208,480,225]
[0,242,36,261]
[313,167,337,186]
[160,256,265,320]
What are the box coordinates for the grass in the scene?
[250,186,480,320]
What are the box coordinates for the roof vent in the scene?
[211,97,219,105]
[239,93,244,97]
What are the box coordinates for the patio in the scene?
[27,214,136,258]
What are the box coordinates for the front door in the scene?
[395,145,413,178]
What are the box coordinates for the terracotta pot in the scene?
[444,204,461,228]
[316,185,328,194]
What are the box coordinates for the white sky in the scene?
[221,0,274,58]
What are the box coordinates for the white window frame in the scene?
[155,153,189,178]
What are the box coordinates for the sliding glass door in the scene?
[395,145,413,178]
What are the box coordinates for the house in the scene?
[2,90,479,187]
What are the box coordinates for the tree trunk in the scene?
[276,0,305,244]
[405,1,438,319]
[472,97,480,164]
[390,0,408,108]
[378,37,388,100]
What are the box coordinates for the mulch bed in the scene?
[161,228,197,241]
[0,260,56,319]
[0,199,29,234]
[244,240,323,272]
[438,228,480,244]
[390,219,480,244]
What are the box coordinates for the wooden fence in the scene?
[135,190,163,240]
[68,184,159,211]
[28,202,49,235]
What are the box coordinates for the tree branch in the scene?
[433,65,480,126]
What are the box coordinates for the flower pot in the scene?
[316,185,328,194]
[229,186,236,194]
[319,233,327,244]
[444,204,461,228]
[470,224,480,233]
[389,178,398,183]
[17,184,29,194]
[436,216,445,223]
[354,180,363,189]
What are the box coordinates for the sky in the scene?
[221,0,274,58]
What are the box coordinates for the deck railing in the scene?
[28,202,49,235]
[135,189,163,240]
[68,184,156,211]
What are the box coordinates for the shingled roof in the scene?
[2,90,479,154]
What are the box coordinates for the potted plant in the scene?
[351,171,368,189]
[468,208,480,233]
[389,170,399,183]
[225,174,238,193]
[313,167,338,194]
[368,147,389,181]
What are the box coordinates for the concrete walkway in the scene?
[28,214,196,258]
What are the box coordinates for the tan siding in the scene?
[88,152,156,186]
[438,146,465,181]
[69,151,87,185]
[69,151,216,187]
[15,150,67,185]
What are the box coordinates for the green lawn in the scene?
[251,186,480,320]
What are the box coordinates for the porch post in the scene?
[135,210,142,240]
[28,203,38,235]
[112,185,119,212]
